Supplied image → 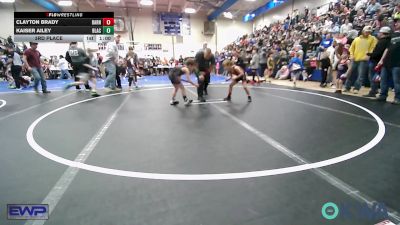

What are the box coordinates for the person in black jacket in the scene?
[195,48,215,102]
[65,42,91,91]
[363,26,392,97]
[377,19,400,104]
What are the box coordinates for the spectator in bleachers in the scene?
[347,29,360,44]
[340,18,353,34]
[372,9,389,34]
[320,33,334,49]
[336,32,349,45]
[353,9,367,31]
[218,0,398,104]
[355,0,368,11]
[344,26,377,94]
[366,0,382,16]
[393,3,400,19]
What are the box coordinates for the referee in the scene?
[195,48,215,102]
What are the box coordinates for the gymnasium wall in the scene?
[0,1,252,59]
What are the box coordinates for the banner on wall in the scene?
[316,4,330,16]
[144,44,162,50]
[152,13,191,36]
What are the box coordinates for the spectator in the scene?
[363,26,392,97]
[277,65,290,80]
[320,33,334,49]
[104,34,121,93]
[372,9,388,35]
[355,0,368,11]
[340,18,353,34]
[179,55,184,65]
[23,42,50,94]
[365,0,382,16]
[249,49,260,84]
[6,45,27,89]
[259,47,268,80]
[393,3,400,20]
[325,39,336,85]
[344,26,377,94]
[377,18,400,104]
[266,53,275,82]
[58,55,71,79]
[288,52,304,87]
[294,45,304,62]
[319,46,332,87]
[335,52,351,93]
[336,33,349,45]
[347,29,360,44]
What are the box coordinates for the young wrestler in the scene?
[222,59,252,102]
[168,58,199,105]
[63,43,100,97]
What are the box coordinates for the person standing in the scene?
[126,46,139,91]
[222,59,252,102]
[249,49,260,84]
[344,26,377,94]
[6,45,27,89]
[259,47,268,82]
[376,19,400,104]
[363,26,392,97]
[89,51,99,79]
[58,55,71,79]
[23,42,50,94]
[288,52,304,88]
[104,35,121,93]
[195,48,215,102]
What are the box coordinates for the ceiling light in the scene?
[223,12,233,19]
[0,0,15,2]
[58,0,72,6]
[106,0,120,3]
[184,7,196,14]
[140,0,153,6]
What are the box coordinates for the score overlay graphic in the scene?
[14,12,115,43]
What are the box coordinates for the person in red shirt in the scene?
[23,42,50,94]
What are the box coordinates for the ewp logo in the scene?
[7,204,49,220]
[321,202,389,221]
